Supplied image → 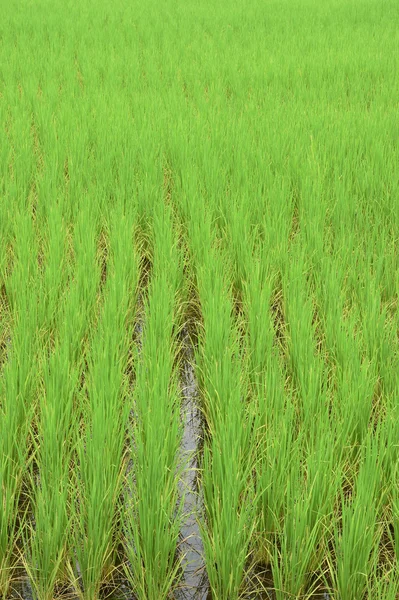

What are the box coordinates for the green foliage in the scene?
[0,0,398,598]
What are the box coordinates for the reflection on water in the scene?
[175,335,209,600]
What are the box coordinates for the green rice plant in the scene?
[243,258,277,397]
[218,195,256,301]
[255,396,296,565]
[334,348,376,457]
[283,248,329,437]
[326,432,384,600]
[312,254,347,364]
[192,229,257,599]
[382,396,399,566]
[388,460,399,569]
[200,430,256,600]
[379,399,399,506]
[36,200,69,336]
[354,273,398,412]
[0,209,11,379]
[271,423,341,599]
[241,246,294,571]
[366,556,399,600]
[23,197,103,599]
[25,345,79,600]
[271,464,321,600]
[367,573,399,600]
[0,210,41,598]
[19,202,71,600]
[123,204,184,600]
[0,327,34,599]
[314,252,377,458]
[73,206,138,599]
[65,198,102,363]
[176,188,256,597]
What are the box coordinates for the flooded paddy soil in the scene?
[175,349,208,600]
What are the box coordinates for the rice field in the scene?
[0,0,399,598]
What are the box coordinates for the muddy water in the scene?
[175,340,208,600]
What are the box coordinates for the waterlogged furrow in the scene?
[176,334,207,600]
[124,204,184,600]
[73,205,138,599]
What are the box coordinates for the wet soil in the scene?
[175,337,208,600]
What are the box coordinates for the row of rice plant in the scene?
[123,201,185,600]
[0,210,41,598]
[71,203,139,600]
[24,198,80,600]
[178,192,257,599]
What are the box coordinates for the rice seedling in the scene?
[243,264,293,569]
